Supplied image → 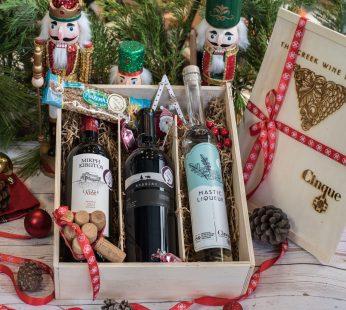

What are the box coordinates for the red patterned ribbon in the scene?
[0,253,54,306]
[170,241,288,310]
[53,206,101,300]
[243,17,307,197]
[243,17,346,197]
[0,231,31,239]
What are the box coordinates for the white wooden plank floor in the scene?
[1,143,345,309]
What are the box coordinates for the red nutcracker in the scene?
[32,0,93,176]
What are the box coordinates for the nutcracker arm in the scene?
[32,39,46,88]
[79,42,94,84]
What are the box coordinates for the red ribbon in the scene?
[53,206,101,300]
[170,241,288,310]
[0,253,54,306]
[242,17,346,198]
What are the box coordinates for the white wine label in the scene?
[185,143,231,252]
[71,154,111,236]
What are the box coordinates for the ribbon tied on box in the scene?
[53,206,101,300]
[243,16,346,198]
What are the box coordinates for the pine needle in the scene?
[14,146,41,180]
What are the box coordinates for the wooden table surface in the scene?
[1,143,346,310]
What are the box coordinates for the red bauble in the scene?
[220,128,229,137]
[217,142,224,150]
[206,120,215,129]
[224,138,232,148]
[211,127,219,136]
[24,209,52,238]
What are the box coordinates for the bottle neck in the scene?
[81,130,98,143]
[137,108,156,148]
[138,134,155,148]
[184,76,205,127]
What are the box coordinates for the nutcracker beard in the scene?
[53,45,68,70]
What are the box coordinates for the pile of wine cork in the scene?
[62,210,126,263]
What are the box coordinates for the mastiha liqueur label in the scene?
[71,153,112,236]
[185,143,231,252]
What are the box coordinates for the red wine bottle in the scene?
[63,116,116,261]
[124,108,177,262]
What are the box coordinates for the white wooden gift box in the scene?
[238,8,346,264]
[53,84,255,300]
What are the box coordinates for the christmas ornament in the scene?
[205,121,232,150]
[249,205,290,245]
[17,262,43,292]
[0,152,14,184]
[196,0,249,85]
[110,41,152,85]
[151,75,187,125]
[32,0,93,171]
[102,299,133,310]
[158,107,174,134]
[24,209,52,238]
[0,180,10,213]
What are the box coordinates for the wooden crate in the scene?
[53,84,255,301]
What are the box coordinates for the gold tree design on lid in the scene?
[294,64,346,131]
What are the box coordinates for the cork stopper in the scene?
[62,210,74,223]
[94,237,126,263]
[81,223,98,244]
[72,238,84,256]
[75,210,90,226]
[90,211,106,232]
[63,225,76,242]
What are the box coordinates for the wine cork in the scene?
[72,237,84,255]
[94,237,126,263]
[63,225,76,242]
[90,211,106,232]
[75,210,90,226]
[81,223,98,244]
[62,210,74,223]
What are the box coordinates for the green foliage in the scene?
[103,0,200,84]
[233,0,345,117]
[0,71,37,149]
[90,15,119,84]
[14,146,41,180]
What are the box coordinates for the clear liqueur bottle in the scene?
[64,116,116,261]
[124,108,177,262]
[182,65,232,262]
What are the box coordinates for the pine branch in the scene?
[14,146,41,180]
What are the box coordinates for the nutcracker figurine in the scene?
[110,41,152,85]
[32,0,93,175]
[196,0,249,85]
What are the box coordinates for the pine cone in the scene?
[101,299,132,310]
[102,299,133,310]
[249,205,290,245]
[0,180,10,213]
[17,262,43,292]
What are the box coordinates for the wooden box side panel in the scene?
[224,85,255,265]
[55,262,251,300]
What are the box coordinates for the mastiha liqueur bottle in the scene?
[124,108,177,262]
[182,65,232,262]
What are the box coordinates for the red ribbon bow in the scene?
[243,16,346,197]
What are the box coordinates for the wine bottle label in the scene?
[185,143,231,252]
[71,154,111,236]
[125,167,174,209]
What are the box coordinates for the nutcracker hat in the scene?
[206,0,241,29]
[118,41,145,76]
[49,0,82,22]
